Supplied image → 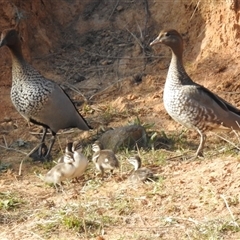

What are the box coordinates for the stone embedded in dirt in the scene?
[101,60,108,65]
[3,117,12,122]
[100,60,113,65]
[132,73,143,84]
[16,139,26,147]
[98,124,148,152]
[226,0,236,10]
[0,121,17,132]
[73,74,85,83]
[116,5,124,11]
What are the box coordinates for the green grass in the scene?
[188,219,240,240]
[0,191,25,210]
[0,162,12,173]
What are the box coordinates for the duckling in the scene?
[128,155,154,182]
[44,141,88,191]
[44,158,76,192]
[71,141,88,179]
[92,143,119,178]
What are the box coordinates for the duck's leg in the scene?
[55,182,65,194]
[44,130,56,160]
[109,169,114,178]
[38,127,48,157]
[100,167,105,180]
[195,129,206,158]
[29,128,55,161]
[29,127,49,160]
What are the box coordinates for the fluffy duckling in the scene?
[44,159,75,192]
[128,155,154,182]
[92,143,119,178]
[71,141,88,179]
[44,141,88,191]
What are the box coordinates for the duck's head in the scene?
[150,29,183,54]
[72,141,82,152]
[92,143,101,153]
[0,29,20,48]
[128,155,142,170]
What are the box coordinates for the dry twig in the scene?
[108,0,120,20]
[220,194,239,227]
[211,132,240,151]
[62,83,88,102]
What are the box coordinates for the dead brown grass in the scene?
[1,117,240,240]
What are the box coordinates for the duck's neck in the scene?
[133,161,141,170]
[8,42,25,66]
[8,44,28,80]
[133,164,139,171]
[167,49,192,85]
[93,145,100,153]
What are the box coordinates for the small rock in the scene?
[127,94,138,100]
[17,139,26,147]
[101,60,113,65]
[101,60,108,65]
[4,117,12,122]
[73,74,85,83]
[99,124,148,152]
[133,73,143,84]
[116,5,124,11]
[226,0,236,10]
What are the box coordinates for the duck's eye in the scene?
[165,32,170,37]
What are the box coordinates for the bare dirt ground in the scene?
[1,0,240,239]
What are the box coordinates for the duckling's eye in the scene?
[165,32,170,37]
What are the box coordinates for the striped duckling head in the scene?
[127,155,142,171]
[92,142,101,154]
[58,142,74,164]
